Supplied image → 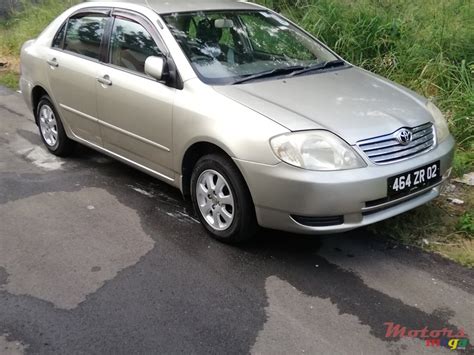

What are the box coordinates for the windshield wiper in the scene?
[232,60,346,84]
[288,59,346,77]
[232,65,306,85]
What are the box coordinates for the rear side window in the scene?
[109,17,161,73]
[64,13,108,60]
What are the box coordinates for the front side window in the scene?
[109,17,161,74]
[64,13,108,60]
[163,10,339,85]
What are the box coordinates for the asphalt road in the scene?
[0,86,473,354]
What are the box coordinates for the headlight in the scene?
[426,101,450,143]
[270,131,366,171]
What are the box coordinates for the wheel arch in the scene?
[31,85,52,125]
[180,141,252,203]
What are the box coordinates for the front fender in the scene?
[172,79,288,174]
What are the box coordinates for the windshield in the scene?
[162,10,340,85]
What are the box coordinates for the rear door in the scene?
[46,9,110,145]
[96,10,176,180]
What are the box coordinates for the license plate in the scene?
[387,161,441,198]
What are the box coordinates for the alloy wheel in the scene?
[39,104,59,148]
[196,169,235,231]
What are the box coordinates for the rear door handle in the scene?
[47,58,59,68]
[97,75,112,86]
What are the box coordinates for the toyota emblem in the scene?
[396,128,413,145]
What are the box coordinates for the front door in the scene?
[96,13,176,180]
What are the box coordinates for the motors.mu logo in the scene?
[384,322,470,350]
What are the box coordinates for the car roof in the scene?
[86,0,262,14]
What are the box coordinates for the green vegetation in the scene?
[453,150,474,176]
[0,0,78,54]
[0,70,18,88]
[458,212,474,234]
[0,0,79,86]
[0,0,472,265]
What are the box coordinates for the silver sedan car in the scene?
[20,0,455,243]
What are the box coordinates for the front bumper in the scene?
[234,135,455,234]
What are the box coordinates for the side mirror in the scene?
[145,56,165,81]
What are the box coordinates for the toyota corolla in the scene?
[19,0,455,243]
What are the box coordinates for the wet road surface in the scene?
[0,86,473,354]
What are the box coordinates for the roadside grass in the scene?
[453,149,474,177]
[0,69,19,88]
[0,0,78,54]
[0,0,473,265]
[0,0,78,87]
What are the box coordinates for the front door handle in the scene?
[47,58,59,68]
[97,75,112,86]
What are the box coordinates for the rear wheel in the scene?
[36,96,75,156]
[191,153,257,243]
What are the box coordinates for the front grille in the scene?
[357,123,435,164]
[291,215,344,227]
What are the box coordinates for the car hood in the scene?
[212,67,432,144]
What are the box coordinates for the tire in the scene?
[36,95,75,157]
[191,153,258,243]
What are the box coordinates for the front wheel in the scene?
[191,154,258,243]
